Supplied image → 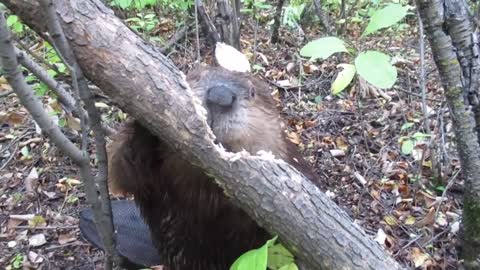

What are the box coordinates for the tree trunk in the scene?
[2,0,404,269]
[216,0,241,49]
[417,1,480,268]
[270,0,285,44]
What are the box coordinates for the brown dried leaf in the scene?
[335,136,348,151]
[417,207,435,227]
[58,232,77,245]
[384,215,398,227]
[410,247,431,268]
[0,111,27,125]
[286,131,301,145]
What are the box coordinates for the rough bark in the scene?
[196,0,221,46]
[216,0,241,49]
[270,0,285,44]
[3,0,404,269]
[417,1,480,268]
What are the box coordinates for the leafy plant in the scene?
[241,0,273,20]
[9,254,24,269]
[12,192,23,203]
[230,236,298,270]
[111,0,191,13]
[398,132,431,155]
[282,3,305,28]
[6,15,24,35]
[300,3,411,94]
[66,194,79,204]
[126,12,159,34]
[111,0,157,10]
[362,3,409,37]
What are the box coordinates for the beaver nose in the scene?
[206,86,236,108]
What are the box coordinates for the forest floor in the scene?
[0,11,463,270]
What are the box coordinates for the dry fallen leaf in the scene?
[335,136,348,151]
[58,232,77,245]
[0,111,27,125]
[286,131,301,145]
[384,215,398,227]
[374,228,387,244]
[25,167,39,197]
[404,215,416,226]
[410,247,430,268]
[330,149,345,157]
[28,251,44,264]
[28,233,47,247]
[417,207,435,227]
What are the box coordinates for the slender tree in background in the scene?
[417,1,480,268]
[0,0,407,269]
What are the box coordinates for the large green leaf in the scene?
[363,4,409,36]
[279,263,299,270]
[230,237,277,270]
[300,37,348,61]
[331,64,356,95]
[267,244,295,270]
[355,51,397,89]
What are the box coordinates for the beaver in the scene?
[107,66,316,270]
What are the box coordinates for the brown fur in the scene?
[108,66,315,269]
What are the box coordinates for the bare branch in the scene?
[37,0,116,268]
[0,10,85,165]
[17,48,115,136]
[16,48,76,112]
[159,25,189,54]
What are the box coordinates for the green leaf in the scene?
[6,15,18,26]
[363,4,409,36]
[252,64,264,71]
[401,122,414,131]
[314,95,322,104]
[300,37,348,61]
[230,237,277,270]
[279,263,299,270]
[20,146,30,157]
[267,244,295,270]
[355,51,397,89]
[435,185,445,192]
[12,22,23,34]
[58,117,66,128]
[57,63,67,73]
[34,83,49,96]
[412,132,431,139]
[401,139,414,155]
[113,0,133,9]
[331,64,356,95]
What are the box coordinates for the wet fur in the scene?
[108,66,315,269]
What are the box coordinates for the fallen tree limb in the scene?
[2,0,404,269]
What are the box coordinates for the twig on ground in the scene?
[0,90,14,97]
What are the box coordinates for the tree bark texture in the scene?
[216,0,241,49]
[416,1,480,268]
[2,0,404,269]
[270,0,285,44]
